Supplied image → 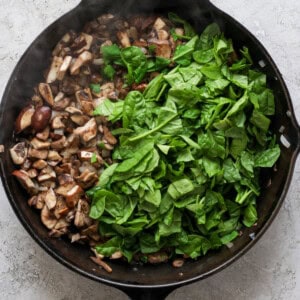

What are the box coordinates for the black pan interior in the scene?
[0,0,298,289]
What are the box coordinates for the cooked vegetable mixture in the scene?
[11,13,280,271]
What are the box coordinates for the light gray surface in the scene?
[0,0,300,299]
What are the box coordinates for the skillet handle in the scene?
[120,286,176,300]
[79,0,214,9]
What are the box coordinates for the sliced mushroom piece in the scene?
[153,17,167,31]
[59,134,80,159]
[21,158,32,170]
[47,150,62,162]
[57,55,72,80]
[110,251,123,260]
[127,26,139,40]
[66,185,84,208]
[61,77,81,95]
[175,27,184,36]
[39,83,54,106]
[51,136,67,150]
[92,58,104,65]
[46,56,63,83]
[157,29,169,41]
[81,224,101,241]
[55,174,76,197]
[81,101,94,116]
[30,137,50,150]
[28,148,49,160]
[54,218,69,230]
[49,227,68,238]
[148,39,172,59]
[37,168,56,182]
[28,193,45,209]
[148,252,169,264]
[51,115,65,129]
[70,51,93,75]
[133,39,148,47]
[31,106,52,132]
[70,233,86,243]
[74,199,92,228]
[58,173,74,186]
[52,32,72,56]
[73,118,97,143]
[41,205,58,229]
[10,142,28,165]
[53,91,65,103]
[76,169,98,189]
[75,33,93,54]
[32,159,48,170]
[99,82,115,98]
[39,180,56,189]
[78,151,94,161]
[75,88,93,103]
[65,106,83,115]
[15,105,35,133]
[12,170,38,195]
[55,183,76,197]
[53,97,71,111]
[103,126,117,145]
[54,197,69,219]
[45,188,57,210]
[27,168,38,178]
[117,31,131,48]
[70,114,90,126]
[54,163,72,175]
[36,126,50,141]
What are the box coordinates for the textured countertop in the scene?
[0,0,300,299]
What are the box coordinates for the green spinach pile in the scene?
[87,15,280,263]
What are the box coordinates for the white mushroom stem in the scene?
[46,56,63,83]
[70,51,93,75]
[117,31,131,48]
[57,56,72,80]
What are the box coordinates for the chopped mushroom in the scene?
[36,126,50,141]
[57,56,72,80]
[117,31,131,47]
[54,197,69,219]
[15,105,35,133]
[12,170,38,195]
[153,17,167,31]
[10,142,28,165]
[41,205,57,229]
[28,148,49,160]
[66,185,84,208]
[32,159,48,169]
[103,126,117,145]
[74,199,92,228]
[39,83,54,106]
[46,56,63,83]
[73,118,97,142]
[45,188,57,210]
[70,51,93,75]
[30,137,50,150]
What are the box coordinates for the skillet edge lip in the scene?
[0,2,298,291]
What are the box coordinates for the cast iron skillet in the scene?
[0,0,299,299]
